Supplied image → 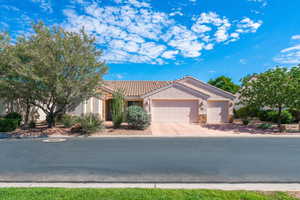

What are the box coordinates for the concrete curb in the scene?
[1,183,300,191]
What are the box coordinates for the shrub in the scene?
[0,118,18,132]
[242,119,250,125]
[267,110,294,124]
[127,106,150,130]
[78,114,104,134]
[258,110,272,121]
[28,121,36,129]
[235,106,260,119]
[257,123,272,130]
[5,112,22,126]
[60,114,79,128]
[111,90,125,128]
[288,109,300,122]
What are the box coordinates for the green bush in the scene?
[235,106,259,119]
[288,109,300,122]
[28,121,36,129]
[0,118,18,132]
[60,114,79,128]
[127,106,150,130]
[258,110,294,124]
[257,123,272,130]
[242,119,250,125]
[267,110,294,124]
[78,114,104,134]
[5,112,22,126]
[258,110,272,121]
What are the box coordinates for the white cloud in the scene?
[281,45,300,53]
[161,50,179,59]
[191,24,211,33]
[204,43,214,50]
[62,0,263,64]
[116,74,124,79]
[247,0,268,7]
[274,36,300,64]
[292,35,300,40]
[237,17,262,33]
[31,0,53,13]
[239,59,247,64]
[169,11,184,17]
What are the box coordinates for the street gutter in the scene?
[1,182,300,191]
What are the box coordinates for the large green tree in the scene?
[2,23,108,128]
[289,65,300,130]
[208,76,240,94]
[239,67,292,131]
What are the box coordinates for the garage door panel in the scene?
[152,100,198,123]
[207,101,228,124]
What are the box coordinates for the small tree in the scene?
[8,22,108,128]
[239,67,291,131]
[208,76,240,94]
[111,90,125,128]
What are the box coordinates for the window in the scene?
[127,101,142,107]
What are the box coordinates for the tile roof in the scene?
[103,80,173,97]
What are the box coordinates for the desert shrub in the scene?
[258,110,294,124]
[28,121,36,129]
[60,114,79,128]
[111,90,125,128]
[78,114,104,134]
[258,110,271,121]
[235,106,259,119]
[242,119,250,125]
[0,118,18,132]
[267,110,294,124]
[288,109,300,122]
[5,112,22,126]
[257,123,272,130]
[235,107,249,119]
[127,106,150,130]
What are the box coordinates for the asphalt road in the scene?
[1,137,300,183]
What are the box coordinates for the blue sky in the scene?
[1,0,300,83]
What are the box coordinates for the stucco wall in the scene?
[68,97,103,119]
[149,84,207,100]
[181,78,235,100]
[145,84,209,117]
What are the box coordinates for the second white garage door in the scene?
[207,101,229,124]
[152,100,198,123]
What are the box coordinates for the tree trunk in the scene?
[46,113,56,128]
[23,101,30,128]
[277,106,283,132]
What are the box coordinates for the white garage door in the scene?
[207,101,229,124]
[152,100,198,123]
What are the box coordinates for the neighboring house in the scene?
[70,76,236,124]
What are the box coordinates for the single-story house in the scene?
[70,76,236,124]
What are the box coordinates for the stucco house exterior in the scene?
[70,76,236,124]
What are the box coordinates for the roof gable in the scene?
[178,76,236,100]
[141,82,210,99]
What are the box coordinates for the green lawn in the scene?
[0,188,298,200]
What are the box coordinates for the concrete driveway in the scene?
[151,123,233,136]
